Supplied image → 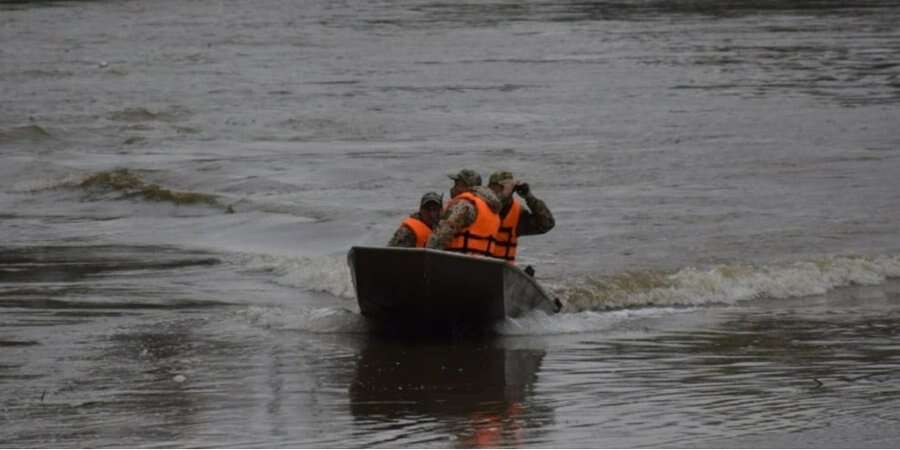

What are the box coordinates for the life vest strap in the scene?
[450,230,496,256]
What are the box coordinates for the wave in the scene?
[0,125,55,145]
[494,307,697,336]
[235,305,368,333]
[9,167,222,207]
[558,254,900,312]
[106,106,189,123]
[3,155,339,223]
[8,173,83,193]
[0,297,227,311]
[226,252,900,337]
[15,168,323,220]
[77,168,224,208]
[232,250,900,313]
[235,253,356,299]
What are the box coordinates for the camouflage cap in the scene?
[488,170,515,186]
[419,191,443,208]
[447,169,482,187]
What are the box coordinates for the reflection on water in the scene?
[2,0,900,442]
[349,338,550,448]
[532,285,900,447]
[1,243,899,447]
[1,321,208,446]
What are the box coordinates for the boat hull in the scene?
[347,246,556,334]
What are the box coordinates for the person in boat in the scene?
[425,169,502,256]
[486,171,555,263]
[387,191,444,248]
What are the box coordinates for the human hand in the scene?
[514,181,530,197]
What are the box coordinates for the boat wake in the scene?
[235,253,356,299]
[557,254,900,312]
[232,250,900,336]
[494,307,698,336]
[235,305,368,334]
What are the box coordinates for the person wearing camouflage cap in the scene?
[425,169,502,254]
[387,192,444,248]
[447,168,482,189]
[486,170,555,262]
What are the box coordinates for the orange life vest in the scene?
[446,192,500,256]
[490,198,521,262]
[401,216,432,248]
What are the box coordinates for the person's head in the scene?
[487,170,516,202]
[447,169,482,198]
[418,191,443,227]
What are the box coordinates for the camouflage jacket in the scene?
[425,187,501,250]
[503,192,555,237]
[387,212,428,248]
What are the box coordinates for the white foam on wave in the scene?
[0,158,81,193]
[495,307,694,336]
[561,254,900,311]
[8,174,81,193]
[229,251,900,336]
[236,305,369,334]
[235,252,356,299]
